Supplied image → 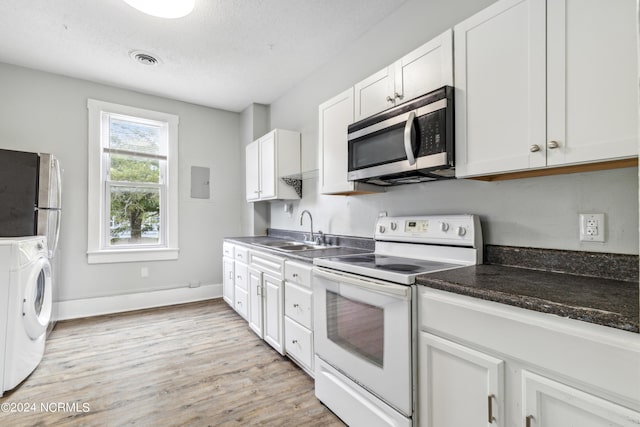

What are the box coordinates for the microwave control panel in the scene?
[417,109,446,156]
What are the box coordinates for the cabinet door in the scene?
[396,29,453,104]
[354,66,395,121]
[248,267,263,338]
[523,370,640,426]
[319,88,355,194]
[258,132,276,200]
[454,0,546,177]
[546,0,638,166]
[222,257,234,307]
[245,140,260,201]
[263,274,284,355]
[419,332,504,427]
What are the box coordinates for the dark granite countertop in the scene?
[224,236,371,263]
[416,264,639,333]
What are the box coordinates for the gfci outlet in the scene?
[579,213,605,242]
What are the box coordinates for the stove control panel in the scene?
[374,215,481,248]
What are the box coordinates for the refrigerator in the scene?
[0,148,62,332]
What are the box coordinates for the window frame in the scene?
[87,99,179,264]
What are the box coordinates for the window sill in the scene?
[87,247,179,264]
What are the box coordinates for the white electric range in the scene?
[312,214,483,427]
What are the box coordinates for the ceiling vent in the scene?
[129,50,161,67]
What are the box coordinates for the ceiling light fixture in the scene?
[122,0,195,19]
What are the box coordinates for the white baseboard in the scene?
[55,283,223,320]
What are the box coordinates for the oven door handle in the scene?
[314,267,410,299]
[404,111,417,166]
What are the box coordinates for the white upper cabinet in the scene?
[245,129,301,202]
[354,29,453,121]
[318,88,382,195]
[454,0,546,177]
[545,0,639,166]
[455,0,638,178]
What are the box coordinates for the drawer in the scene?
[235,246,249,263]
[250,250,285,279]
[285,316,313,370]
[234,286,248,320]
[285,281,312,329]
[234,261,248,291]
[284,261,313,288]
[223,242,235,258]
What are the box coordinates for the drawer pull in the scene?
[293,303,300,308]
[526,415,533,427]
[291,339,298,344]
[488,395,495,423]
[292,273,299,278]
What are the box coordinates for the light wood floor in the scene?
[0,299,345,426]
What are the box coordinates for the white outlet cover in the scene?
[579,213,605,242]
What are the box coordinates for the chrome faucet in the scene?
[300,210,314,243]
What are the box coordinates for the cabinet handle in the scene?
[228,271,233,280]
[291,339,298,344]
[547,140,560,149]
[236,275,241,279]
[526,415,533,427]
[488,395,495,423]
[257,285,262,296]
[529,144,540,152]
[292,273,299,278]
[386,95,394,103]
[293,303,299,308]
[394,92,403,100]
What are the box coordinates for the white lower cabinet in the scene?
[222,257,234,306]
[418,287,640,427]
[233,259,249,320]
[248,267,263,338]
[283,260,314,375]
[523,371,640,427]
[263,274,284,354]
[418,332,504,427]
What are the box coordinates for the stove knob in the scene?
[440,222,450,232]
[378,225,386,233]
[456,226,467,237]
[390,222,397,231]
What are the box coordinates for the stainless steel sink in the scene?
[278,244,331,251]
[256,240,300,248]
[255,240,335,252]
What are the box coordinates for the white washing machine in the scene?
[0,236,52,397]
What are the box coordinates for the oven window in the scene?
[350,126,406,170]
[326,290,384,367]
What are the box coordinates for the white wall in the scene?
[268,0,639,255]
[0,62,244,301]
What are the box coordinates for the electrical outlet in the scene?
[579,213,605,242]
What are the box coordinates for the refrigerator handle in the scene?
[50,158,62,258]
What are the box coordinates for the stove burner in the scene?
[378,264,422,272]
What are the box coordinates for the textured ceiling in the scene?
[0,0,406,112]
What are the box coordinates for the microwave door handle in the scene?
[403,111,416,166]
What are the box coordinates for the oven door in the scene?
[313,266,413,416]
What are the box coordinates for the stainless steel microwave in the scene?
[347,86,454,185]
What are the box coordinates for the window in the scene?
[87,99,179,263]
